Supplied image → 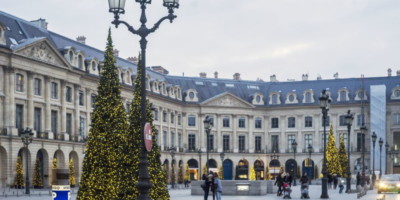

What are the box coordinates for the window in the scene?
[239,136,246,152]
[357,133,365,152]
[34,78,41,96]
[271,94,278,104]
[255,136,262,152]
[271,118,279,128]
[288,94,295,102]
[78,55,83,69]
[178,133,182,148]
[223,117,230,128]
[154,109,159,121]
[223,135,230,152]
[163,131,167,146]
[171,131,175,147]
[79,117,86,137]
[358,90,366,100]
[170,113,174,124]
[288,117,295,128]
[188,134,196,151]
[304,134,313,149]
[255,117,262,129]
[178,114,181,125]
[69,51,74,62]
[271,135,279,153]
[305,116,312,128]
[79,91,84,106]
[15,104,24,130]
[288,135,295,152]
[189,92,195,99]
[256,95,261,103]
[394,113,400,125]
[321,132,328,150]
[51,82,58,99]
[342,133,348,149]
[15,73,24,92]
[66,86,72,102]
[394,89,400,98]
[357,114,365,126]
[340,90,347,101]
[322,116,330,127]
[92,61,97,71]
[339,115,346,126]
[51,110,58,133]
[91,95,96,108]
[34,108,41,133]
[208,135,214,151]
[66,113,72,135]
[238,117,246,128]
[163,111,167,122]
[188,115,196,127]
[209,116,214,127]
[305,92,312,103]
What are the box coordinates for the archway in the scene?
[178,160,183,184]
[254,159,264,180]
[53,150,65,168]
[269,159,281,178]
[36,149,49,188]
[171,159,176,185]
[16,147,31,188]
[207,159,218,174]
[0,146,7,188]
[187,159,199,180]
[285,159,297,177]
[236,159,249,180]
[163,159,169,183]
[69,151,79,187]
[223,159,233,180]
[302,158,314,180]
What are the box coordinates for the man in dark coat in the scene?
[274,173,284,196]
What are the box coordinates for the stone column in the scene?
[233,115,238,153]
[27,72,34,132]
[249,115,254,153]
[216,114,222,152]
[74,84,80,141]
[4,68,17,135]
[85,88,92,140]
[167,109,171,148]
[44,76,53,139]
[199,114,205,152]
[159,107,164,150]
[60,80,68,140]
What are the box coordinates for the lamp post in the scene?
[371,131,377,189]
[271,151,279,178]
[20,128,33,194]
[169,147,176,188]
[204,116,212,175]
[344,110,353,193]
[220,152,225,180]
[108,1,179,199]
[197,148,202,180]
[360,125,367,186]
[378,138,383,179]
[307,144,313,184]
[319,89,331,199]
[385,142,389,174]
[291,140,298,186]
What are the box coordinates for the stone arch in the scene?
[302,158,314,180]
[254,159,264,180]
[223,159,233,180]
[0,146,7,187]
[285,159,297,176]
[69,151,79,186]
[187,159,199,180]
[36,149,49,187]
[53,149,65,168]
[236,159,249,180]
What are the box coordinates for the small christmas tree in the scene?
[163,164,169,183]
[13,157,24,188]
[326,125,340,175]
[33,158,43,188]
[249,166,256,180]
[218,166,223,180]
[69,158,76,187]
[184,164,190,181]
[338,134,348,177]
[178,164,184,184]
[52,157,57,169]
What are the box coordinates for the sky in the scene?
[2,0,400,81]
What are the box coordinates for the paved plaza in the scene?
[1,185,397,200]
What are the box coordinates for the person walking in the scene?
[214,173,223,200]
[300,172,309,185]
[274,173,284,196]
[333,174,338,189]
[356,172,361,186]
[202,173,211,200]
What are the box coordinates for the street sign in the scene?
[52,185,70,200]
[144,122,152,151]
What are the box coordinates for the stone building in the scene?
[0,11,399,187]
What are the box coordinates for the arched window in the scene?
[305,92,312,103]
[91,61,96,71]
[271,94,278,104]
[340,90,347,101]
[78,55,83,69]
[69,51,74,62]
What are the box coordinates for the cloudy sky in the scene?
[3,0,400,81]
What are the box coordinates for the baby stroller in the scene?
[283,182,292,199]
[300,183,310,199]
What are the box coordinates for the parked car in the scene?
[377,175,400,194]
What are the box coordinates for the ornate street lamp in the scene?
[291,140,298,186]
[360,125,367,186]
[220,152,225,180]
[385,142,389,174]
[197,148,202,180]
[371,131,377,188]
[307,144,313,184]
[344,110,353,193]
[271,151,280,177]
[204,116,212,174]
[169,147,176,188]
[378,138,383,179]
[20,128,33,194]
[108,1,179,199]
[319,89,331,199]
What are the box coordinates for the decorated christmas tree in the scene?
[338,134,348,177]
[178,164,184,184]
[326,125,340,175]
[218,166,223,180]
[52,157,57,169]
[184,164,190,181]
[163,164,169,183]
[69,158,76,187]
[33,158,43,188]
[13,156,24,188]
[77,29,129,199]
[249,166,256,180]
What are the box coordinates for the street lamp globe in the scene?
[220,152,225,162]
[203,116,212,130]
[344,110,354,126]
[163,0,179,8]
[292,140,297,151]
[308,144,312,154]
[108,0,126,14]
[372,132,377,143]
[379,138,383,149]
[318,90,331,110]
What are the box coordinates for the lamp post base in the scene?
[346,176,351,193]
[320,177,329,199]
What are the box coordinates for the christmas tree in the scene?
[178,164,184,184]
[77,29,129,199]
[69,158,76,187]
[338,134,348,177]
[33,158,43,188]
[184,164,190,181]
[326,125,340,175]
[52,157,57,169]
[218,166,223,180]
[249,166,256,180]
[13,156,24,188]
[314,165,319,179]
[265,166,272,180]
[163,164,169,183]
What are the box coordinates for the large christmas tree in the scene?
[69,158,76,187]
[338,134,348,177]
[13,156,24,188]
[33,158,43,188]
[77,29,129,199]
[326,125,340,175]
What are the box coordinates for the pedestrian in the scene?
[184,179,187,188]
[327,174,333,189]
[202,173,210,200]
[333,174,338,189]
[210,172,216,200]
[286,173,293,186]
[274,172,284,196]
[214,173,223,200]
[300,172,308,185]
[356,172,361,186]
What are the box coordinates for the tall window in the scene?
[163,111,167,122]
[79,117,86,137]
[239,136,246,152]
[357,114,365,126]
[271,118,279,128]
[255,117,262,129]
[188,134,196,151]
[51,110,58,133]
[321,132,328,150]
[288,135,295,152]
[223,135,230,152]
[178,133,182,148]
[66,113,72,135]
[208,135,214,151]
[209,116,214,127]
[66,86,72,102]
[170,113,174,124]
[15,73,24,92]
[171,131,175,147]
[223,117,230,128]
[78,55,83,69]
[154,109,159,121]
[178,114,181,125]
[288,117,295,128]
[304,134,313,149]
[394,113,400,125]
[339,115,346,126]
[322,116,330,126]
[238,117,246,128]
[163,131,167,146]
[34,108,41,133]
[188,115,196,127]
[342,133,348,149]
[357,133,365,152]
[255,136,262,152]
[91,95,96,108]
[305,116,312,128]
[34,78,41,96]
[271,135,279,153]
[271,94,278,104]
[51,82,58,99]
[305,92,312,103]
[15,104,24,130]
[79,90,84,106]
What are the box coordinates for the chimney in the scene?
[302,74,309,81]
[388,68,392,77]
[233,73,241,80]
[317,75,322,80]
[76,36,86,44]
[113,49,119,57]
[150,66,169,75]
[127,56,138,65]
[199,72,207,78]
[30,18,48,30]
[334,72,339,79]
[397,70,400,76]
[270,74,277,82]
[214,71,218,79]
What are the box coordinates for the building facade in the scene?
[0,11,400,187]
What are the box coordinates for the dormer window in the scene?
[355,89,368,101]
[91,61,97,71]
[303,90,314,103]
[256,95,261,103]
[0,25,5,45]
[78,55,83,69]
[189,92,195,99]
[285,93,298,104]
[392,88,400,99]
[270,93,279,105]
[69,51,74,62]
[185,89,198,102]
[252,93,264,105]
[338,89,349,102]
